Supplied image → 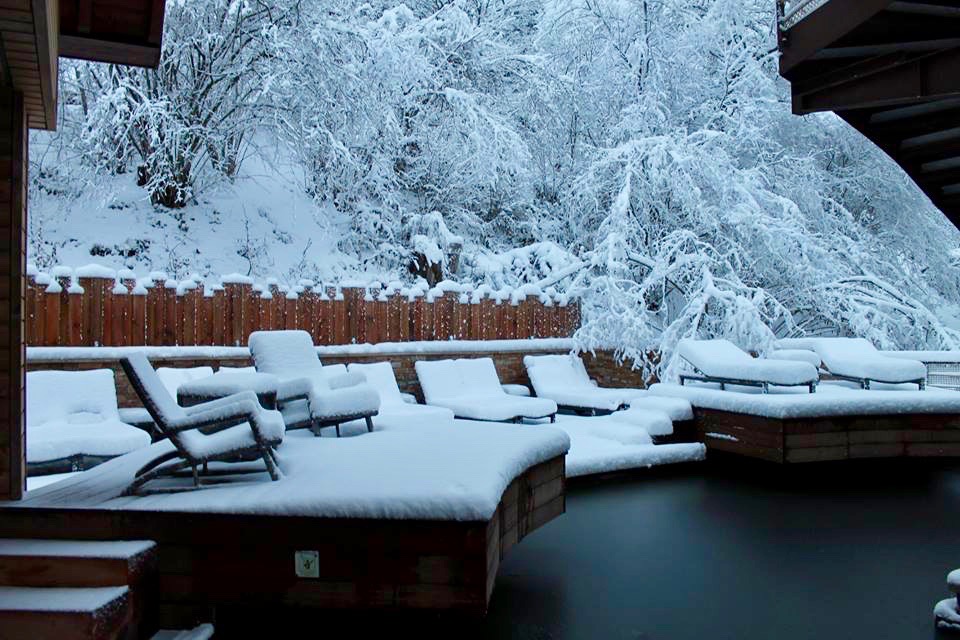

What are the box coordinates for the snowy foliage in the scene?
[29,0,960,375]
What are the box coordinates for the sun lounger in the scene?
[248,330,380,436]
[524,354,643,414]
[26,369,152,474]
[347,362,455,423]
[677,339,818,393]
[121,353,284,494]
[780,337,926,390]
[415,357,557,422]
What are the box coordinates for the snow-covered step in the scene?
[0,585,131,640]
[0,539,156,588]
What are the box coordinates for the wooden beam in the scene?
[779,0,894,77]
[58,33,158,67]
[795,46,960,113]
[29,0,56,130]
[0,89,26,501]
[147,0,163,45]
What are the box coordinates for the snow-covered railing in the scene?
[24,264,580,347]
[778,0,831,31]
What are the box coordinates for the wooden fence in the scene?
[24,273,580,347]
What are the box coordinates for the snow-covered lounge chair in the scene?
[26,369,152,474]
[347,361,455,423]
[248,330,380,436]
[120,353,284,494]
[524,353,642,414]
[415,357,558,423]
[797,337,927,390]
[677,339,818,393]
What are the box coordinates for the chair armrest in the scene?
[328,371,367,390]
[400,393,418,405]
[183,390,260,416]
[501,384,531,397]
[170,398,262,433]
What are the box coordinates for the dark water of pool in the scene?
[221,457,960,639]
[481,457,960,640]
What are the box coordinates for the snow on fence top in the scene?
[24,264,580,348]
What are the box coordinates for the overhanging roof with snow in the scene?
[0,0,166,131]
[777,0,960,224]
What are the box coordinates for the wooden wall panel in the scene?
[0,90,26,500]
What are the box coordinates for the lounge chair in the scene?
[347,362,455,423]
[676,339,818,393]
[120,353,284,494]
[415,357,558,422]
[26,369,152,474]
[784,337,926,390]
[248,330,380,436]
[524,353,643,414]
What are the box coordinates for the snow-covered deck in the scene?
[650,381,960,463]
[11,422,568,521]
[0,420,571,619]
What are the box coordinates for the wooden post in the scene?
[130,285,146,346]
[0,90,26,499]
[42,281,60,346]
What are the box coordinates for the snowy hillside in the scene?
[28,0,960,367]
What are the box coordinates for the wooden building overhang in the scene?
[778,0,960,225]
[0,0,165,131]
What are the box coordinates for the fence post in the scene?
[67,280,84,346]
[41,278,61,346]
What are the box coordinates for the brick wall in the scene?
[27,348,654,408]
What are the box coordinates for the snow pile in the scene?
[26,369,151,463]
[677,339,819,387]
[766,349,821,367]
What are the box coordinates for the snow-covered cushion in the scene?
[27,369,121,427]
[348,362,406,406]
[625,391,694,421]
[610,406,674,436]
[416,358,558,420]
[156,366,214,398]
[308,383,381,420]
[428,394,558,421]
[27,419,152,463]
[766,349,821,368]
[249,330,323,376]
[524,353,641,411]
[456,358,504,396]
[810,338,926,384]
[415,359,464,404]
[27,368,152,462]
[217,366,256,374]
[677,339,818,387]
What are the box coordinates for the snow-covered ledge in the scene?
[26,338,578,363]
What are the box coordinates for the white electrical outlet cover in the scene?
[295,550,320,578]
